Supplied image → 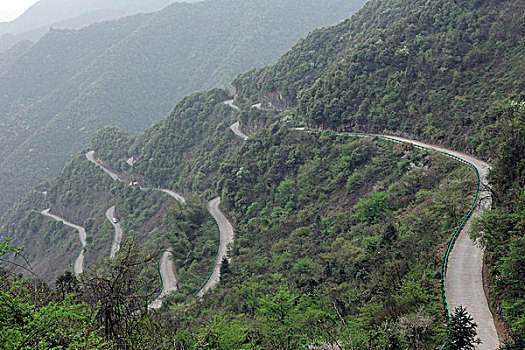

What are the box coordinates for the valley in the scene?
[0,0,523,348]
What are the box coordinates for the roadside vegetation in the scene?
[0,0,523,347]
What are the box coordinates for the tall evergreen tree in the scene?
[446,306,482,350]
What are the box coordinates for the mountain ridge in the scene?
[0,0,367,212]
[0,0,201,52]
[1,0,523,347]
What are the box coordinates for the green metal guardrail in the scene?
[182,207,222,305]
[295,128,482,349]
[148,250,167,308]
[148,198,222,307]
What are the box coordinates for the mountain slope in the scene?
[235,0,524,156]
[2,0,523,347]
[1,88,478,348]
[0,0,367,212]
[231,0,525,344]
[0,0,200,52]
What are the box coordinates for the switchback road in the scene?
[86,151,121,181]
[160,188,186,204]
[228,101,498,347]
[105,206,122,259]
[149,250,178,310]
[86,150,184,308]
[223,99,240,111]
[196,197,234,298]
[305,130,498,349]
[230,121,248,140]
[224,99,249,140]
[41,209,86,275]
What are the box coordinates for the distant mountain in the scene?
[2,0,524,346]
[0,0,367,212]
[0,0,200,52]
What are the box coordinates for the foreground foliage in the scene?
[472,102,525,341]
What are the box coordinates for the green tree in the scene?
[0,240,110,349]
[356,192,389,224]
[220,256,232,283]
[446,306,481,350]
[55,271,80,300]
[80,241,161,348]
[499,332,525,350]
[196,314,249,350]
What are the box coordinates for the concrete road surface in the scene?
[148,250,178,310]
[160,188,186,204]
[41,209,86,275]
[86,151,122,181]
[223,99,240,111]
[315,131,498,349]
[230,121,248,140]
[105,206,123,259]
[196,197,234,298]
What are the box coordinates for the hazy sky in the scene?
[0,0,39,22]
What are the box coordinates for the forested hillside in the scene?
[0,0,366,212]
[472,102,525,341]
[1,88,479,347]
[235,0,524,155]
[1,0,523,348]
[0,0,200,52]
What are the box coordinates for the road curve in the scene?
[86,151,122,182]
[149,250,178,310]
[230,121,249,141]
[160,188,186,204]
[224,98,284,113]
[300,130,497,349]
[41,209,86,275]
[223,99,240,111]
[105,206,123,259]
[148,189,185,308]
[86,150,185,307]
[379,135,497,349]
[196,197,234,298]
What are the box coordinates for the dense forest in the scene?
[0,0,366,213]
[0,95,480,348]
[0,0,200,53]
[235,0,524,154]
[0,0,524,348]
[471,102,525,341]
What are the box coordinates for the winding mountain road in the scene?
[315,130,498,349]
[228,100,497,346]
[223,99,240,111]
[224,99,249,140]
[148,250,178,310]
[230,121,249,140]
[41,209,86,275]
[86,150,185,307]
[105,206,122,259]
[86,151,122,181]
[382,135,497,349]
[196,197,234,298]
[160,188,186,204]
[148,189,185,308]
